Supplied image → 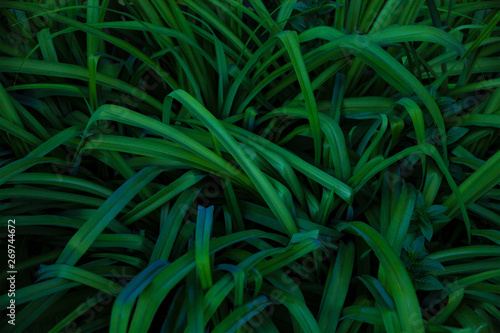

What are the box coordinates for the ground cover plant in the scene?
[0,0,499,332]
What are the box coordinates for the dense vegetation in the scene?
[1,0,499,332]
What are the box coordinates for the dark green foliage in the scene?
[0,0,499,332]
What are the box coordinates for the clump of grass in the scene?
[0,1,499,332]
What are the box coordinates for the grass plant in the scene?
[0,0,499,332]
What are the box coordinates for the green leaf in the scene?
[212,296,273,333]
[57,167,164,265]
[109,261,168,333]
[195,205,214,289]
[168,90,299,236]
[425,205,448,216]
[414,275,444,291]
[446,127,469,144]
[318,241,355,331]
[419,220,434,241]
[356,275,396,310]
[277,31,322,166]
[338,222,425,333]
